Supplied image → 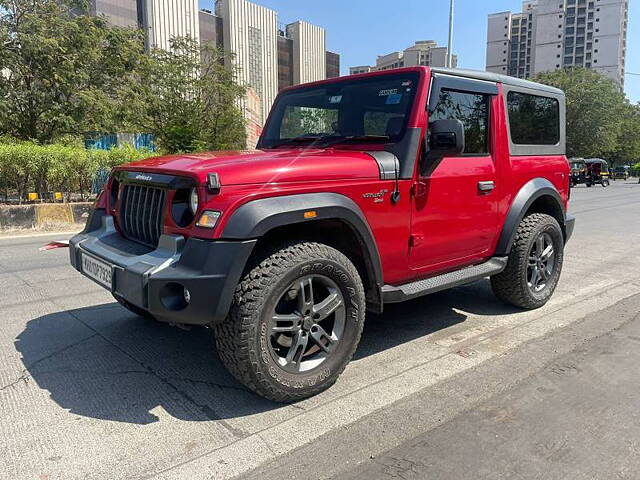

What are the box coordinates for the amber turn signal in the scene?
[196,210,222,229]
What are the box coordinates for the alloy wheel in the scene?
[268,275,346,373]
[527,232,556,293]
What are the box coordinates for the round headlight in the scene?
[189,188,199,214]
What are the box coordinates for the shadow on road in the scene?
[15,280,519,424]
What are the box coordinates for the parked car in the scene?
[70,67,575,401]
[612,165,630,180]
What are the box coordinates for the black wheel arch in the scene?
[496,178,568,256]
[221,193,384,313]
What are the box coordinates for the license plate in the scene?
[81,253,113,289]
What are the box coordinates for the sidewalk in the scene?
[337,297,640,480]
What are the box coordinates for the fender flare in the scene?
[221,192,384,289]
[495,178,566,256]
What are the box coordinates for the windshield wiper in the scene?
[322,135,390,147]
[267,135,330,149]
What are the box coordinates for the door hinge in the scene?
[409,234,425,248]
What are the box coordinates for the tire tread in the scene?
[213,241,365,403]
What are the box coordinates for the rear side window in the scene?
[507,91,560,145]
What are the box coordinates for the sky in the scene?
[199,0,640,104]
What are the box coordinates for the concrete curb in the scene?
[0,203,92,230]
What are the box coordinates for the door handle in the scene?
[478,181,495,192]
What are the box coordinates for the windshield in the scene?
[258,72,420,149]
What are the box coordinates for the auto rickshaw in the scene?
[569,158,586,187]
[584,158,610,187]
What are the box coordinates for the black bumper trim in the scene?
[70,210,256,325]
[564,214,576,243]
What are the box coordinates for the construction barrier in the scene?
[0,203,93,230]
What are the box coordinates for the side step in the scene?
[382,257,508,304]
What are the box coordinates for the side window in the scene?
[507,91,559,145]
[430,89,490,154]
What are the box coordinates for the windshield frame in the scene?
[257,69,425,150]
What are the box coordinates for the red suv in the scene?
[70,67,575,401]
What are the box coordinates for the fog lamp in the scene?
[196,210,221,229]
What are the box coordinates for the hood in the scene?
[117,148,381,186]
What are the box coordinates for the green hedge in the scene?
[0,142,155,202]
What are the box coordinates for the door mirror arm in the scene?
[420,119,466,176]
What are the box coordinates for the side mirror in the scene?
[428,119,465,156]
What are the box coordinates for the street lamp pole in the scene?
[447,0,455,68]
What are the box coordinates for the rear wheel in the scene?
[491,213,564,309]
[213,241,365,402]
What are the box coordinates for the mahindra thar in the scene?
[70,67,575,401]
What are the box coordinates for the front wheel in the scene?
[602,179,610,187]
[491,213,564,309]
[213,242,365,402]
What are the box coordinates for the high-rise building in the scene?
[88,0,341,137]
[286,21,326,85]
[140,0,200,50]
[216,0,278,125]
[326,51,340,78]
[277,31,294,91]
[89,0,140,28]
[276,28,340,90]
[486,0,628,86]
[199,8,224,50]
[349,66,373,75]
[349,40,457,75]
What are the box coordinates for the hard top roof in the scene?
[430,67,564,96]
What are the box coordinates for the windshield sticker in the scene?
[378,88,398,97]
[329,95,343,104]
[386,93,403,105]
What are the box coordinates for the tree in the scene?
[532,68,629,159]
[126,37,246,153]
[0,0,146,143]
[609,103,640,167]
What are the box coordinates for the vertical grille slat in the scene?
[155,190,165,241]
[125,186,134,236]
[134,186,142,241]
[119,184,166,248]
[141,187,150,244]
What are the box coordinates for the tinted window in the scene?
[429,90,490,154]
[507,91,560,145]
[261,72,420,148]
[280,106,338,139]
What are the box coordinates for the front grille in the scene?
[119,184,166,248]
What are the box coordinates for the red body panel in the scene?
[110,67,569,288]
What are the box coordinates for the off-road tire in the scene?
[213,241,366,402]
[491,213,564,309]
[114,295,155,320]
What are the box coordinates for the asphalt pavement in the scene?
[1,179,639,480]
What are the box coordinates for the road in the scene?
[1,180,639,480]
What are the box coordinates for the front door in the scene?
[409,80,500,275]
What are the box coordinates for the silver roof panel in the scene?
[430,67,564,96]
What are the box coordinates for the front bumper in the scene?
[69,209,256,325]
